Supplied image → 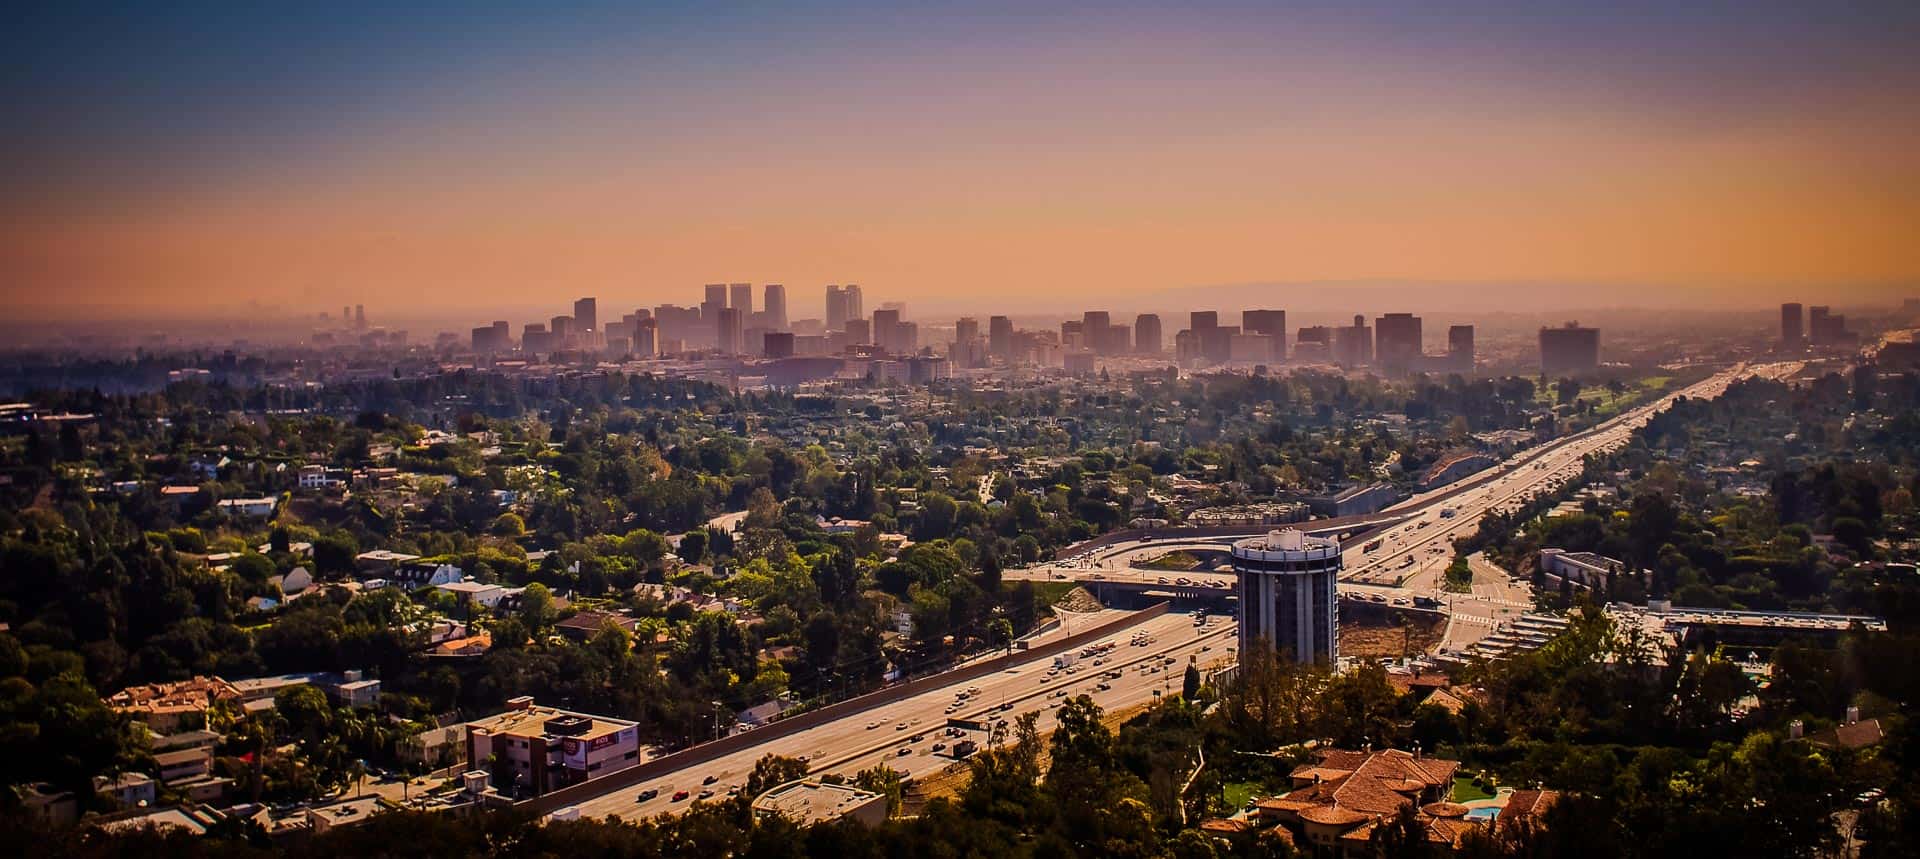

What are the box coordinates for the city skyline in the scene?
[5,2,1920,321]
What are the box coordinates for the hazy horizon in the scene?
[5,2,1919,322]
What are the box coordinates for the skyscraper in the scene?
[873,308,902,354]
[1447,325,1475,373]
[573,297,597,335]
[989,315,1014,360]
[952,317,981,367]
[844,285,864,322]
[1781,303,1804,347]
[1539,322,1600,375]
[703,284,728,322]
[1333,315,1373,366]
[1134,314,1162,355]
[764,284,788,331]
[730,283,752,316]
[354,304,366,329]
[1373,313,1423,375]
[825,285,848,331]
[1242,309,1286,362]
[1234,529,1340,664]
[1190,311,1218,332]
[717,307,743,355]
[633,318,657,357]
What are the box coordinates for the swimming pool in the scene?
[1466,807,1500,822]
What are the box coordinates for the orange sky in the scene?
[3,4,1917,320]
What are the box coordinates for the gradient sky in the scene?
[3,1,1918,321]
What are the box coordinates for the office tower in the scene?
[1447,325,1475,372]
[550,315,575,346]
[1060,320,1085,349]
[730,283,752,316]
[845,285,864,320]
[897,321,919,354]
[825,285,848,331]
[1373,313,1423,374]
[1242,310,1287,361]
[342,306,352,326]
[573,297,597,334]
[1191,311,1219,332]
[1083,311,1113,354]
[471,325,496,353]
[763,331,795,359]
[522,323,552,353]
[1539,322,1600,375]
[1234,529,1340,664]
[354,305,366,329]
[1333,315,1373,366]
[717,307,744,354]
[633,318,657,356]
[951,317,981,367]
[1231,333,1276,363]
[764,284,788,330]
[703,284,728,321]
[1134,314,1162,355]
[989,315,1014,360]
[1199,326,1237,364]
[845,318,871,346]
[873,308,903,353]
[1781,303,1804,346]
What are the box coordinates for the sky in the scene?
[3,1,1918,323]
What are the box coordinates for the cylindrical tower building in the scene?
[1232,529,1340,663]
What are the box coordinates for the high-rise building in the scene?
[844,285,864,321]
[550,316,574,347]
[845,318,871,346]
[1374,313,1423,374]
[1333,315,1373,366]
[1243,310,1287,361]
[730,283,753,316]
[1233,529,1340,664]
[989,315,1014,360]
[573,297,597,335]
[825,285,848,331]
[717,307,744,355]
[873,308,903,354]
[764,284,788,331]
[1447,325,1475,373]
[1134,314,1162,355]
[1190,311,1219,332]
[633,318,657,356]
[703,284,728,322]
[1780,303,1804,347]
[522,322,552,354]
[1539,322,1600,375]
[951,317,982,367]
[354,305,366,330]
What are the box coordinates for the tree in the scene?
[1182,656,1202,700]
[1369,802,1436,859]
[519,582,555,634]
[744,753,810,797]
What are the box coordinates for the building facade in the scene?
[1233,529,1340,663]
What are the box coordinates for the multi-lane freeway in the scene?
[1005,362,1799,647]
[560,609,1232,820]
[554,362,1793,821]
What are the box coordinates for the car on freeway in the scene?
[703,774,718,785]
[672,790,690,802]
[897,747,913,757]
[638,788,658,801]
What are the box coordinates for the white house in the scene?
[437,580,508,608]
[391,563,464,588]
[277,567,313,596]
[216,497,277,518]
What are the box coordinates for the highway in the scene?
[562,609,1232,821]
[557,362,1791,820]
[1005,362,1798,651]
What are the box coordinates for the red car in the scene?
[672,790,690,802]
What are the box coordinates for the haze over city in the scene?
[5,1,1919,324]
[8,4,1920,858]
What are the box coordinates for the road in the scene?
[562,610,1231,821]
[1006,362,1796,649]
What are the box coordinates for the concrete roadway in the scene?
[1005,362,1794,651]
[564,611,1231,821]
